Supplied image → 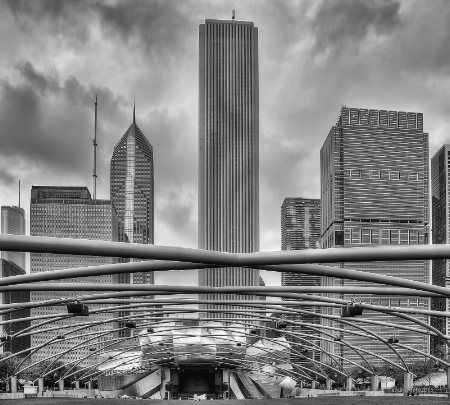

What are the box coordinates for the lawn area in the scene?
[1,396,450,405]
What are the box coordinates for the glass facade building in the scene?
[281,198,321,366]
[30,186,119,366]
[430,145,450,356]
[0,259,30,355]
[1,206,26,270]
[110,113,154,285]
[320,106,429,366]
[198,18,260,318]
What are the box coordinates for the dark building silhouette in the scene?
[1,206,26,270]
[0,259,30,355]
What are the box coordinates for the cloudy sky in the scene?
[0,0,449,287]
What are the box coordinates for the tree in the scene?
[0,352,21,391]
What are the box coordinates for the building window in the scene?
[390,298,400,307]
[400,230,408,245]
[369,170,380,179]
[390,230,399,244]
[409,173,419,180]
[361,229,370,244]
[351,228,361,244]
[409,230,418,244]
[350,169,361,178]
[371,229,380,244]
[389,171,400,180]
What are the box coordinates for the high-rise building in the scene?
[30,186,119,365]
[431,145,450,356]
[1,206,26,270]
[320,106,429,366]
[110,109,154,285]
[198,17,260,318]
[281,198,321,365]
[0,259,30,355]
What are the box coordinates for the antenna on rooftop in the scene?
[93,94,98,200]
[18,180,20,208]
[232,10,235,20]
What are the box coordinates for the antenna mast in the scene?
[18,180,20,208]
[93,94,98,200]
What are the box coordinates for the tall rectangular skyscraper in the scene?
[0,259,30,355]
[111,112,154,285]
[1,206,26,270]
[281,198,321,366]
[431,144,450,356]
[30,186,119,365]
[198,17,260,317]
[320,106,429,366]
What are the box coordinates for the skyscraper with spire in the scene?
[110,105,154,284]
[198,16,260,317]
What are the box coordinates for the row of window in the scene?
[348,169,420,180]
[366,298,426,307]
[342,108,422,129]
[346,228,424,245]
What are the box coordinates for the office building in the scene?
[0,259,30,354]
[110,109,154,285]
[30,186,119,365]
[198,17,260,318]
[1,206,26,270]
[320,106,429,366]
[431,145,450,356]
[281,198,321,365]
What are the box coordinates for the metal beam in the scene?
[2,234,450,264]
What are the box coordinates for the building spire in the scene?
[133,101,136,125]
[93,94,98,200]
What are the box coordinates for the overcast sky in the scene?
[0,0,449,287]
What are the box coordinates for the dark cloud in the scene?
[5,0,195,59]
[6,0,84,20]
[0,62,125,178]
[5,0,91,45]
[312,0,402,53]
[94,0,192,57]
[16,62,60,95]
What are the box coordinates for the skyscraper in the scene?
[0,259,30,355]
[320,106,429,366]
[110,109,154,285]
[431,145,450,356]
[30,186,119,365]
[1,206,26,270]
[198,17,259,317]
[281,198,321,365]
